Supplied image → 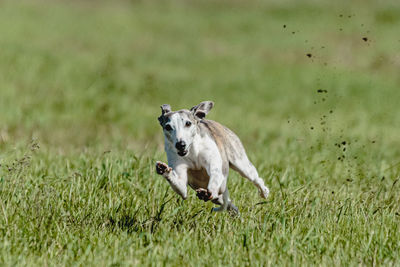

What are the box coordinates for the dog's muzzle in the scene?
[175,141,188,157]
[177,150,188,156]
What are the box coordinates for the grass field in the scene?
[1,0,400,265]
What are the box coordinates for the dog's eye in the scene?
[165,125,172,131]
[185,121,192,127]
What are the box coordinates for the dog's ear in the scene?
[190,101,214,120]
[158,104,171,126]
[160,104,171,115]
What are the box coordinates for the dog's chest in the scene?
[187,168,210,190]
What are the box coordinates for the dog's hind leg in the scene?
[211,189,229,212]
[211,189,239,214]
[230,156,269,199]
[228,201,239,214]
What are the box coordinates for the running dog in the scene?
[155,101,269,213]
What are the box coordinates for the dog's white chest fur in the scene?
[165,133,222,190]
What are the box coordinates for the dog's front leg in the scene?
[155,161,188,199]
[206,165,225,201]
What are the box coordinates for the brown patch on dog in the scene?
[188,168,211,190]
[199,120,246,176]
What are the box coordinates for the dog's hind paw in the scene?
[259,187,270,199]
[155,161,172,175]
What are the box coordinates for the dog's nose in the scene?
[175,140,186,151]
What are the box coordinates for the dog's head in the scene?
[158,101,214,157]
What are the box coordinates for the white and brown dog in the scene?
[155,101,269,213]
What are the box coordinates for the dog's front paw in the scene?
[207,188,219,201]
[155,161,172,176]
[195,188,213,202]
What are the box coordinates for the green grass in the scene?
[1,0,400,265]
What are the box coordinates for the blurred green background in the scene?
[1,0,399,153]
[0,0,400,265]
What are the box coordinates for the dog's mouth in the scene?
[177,149,188,157]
